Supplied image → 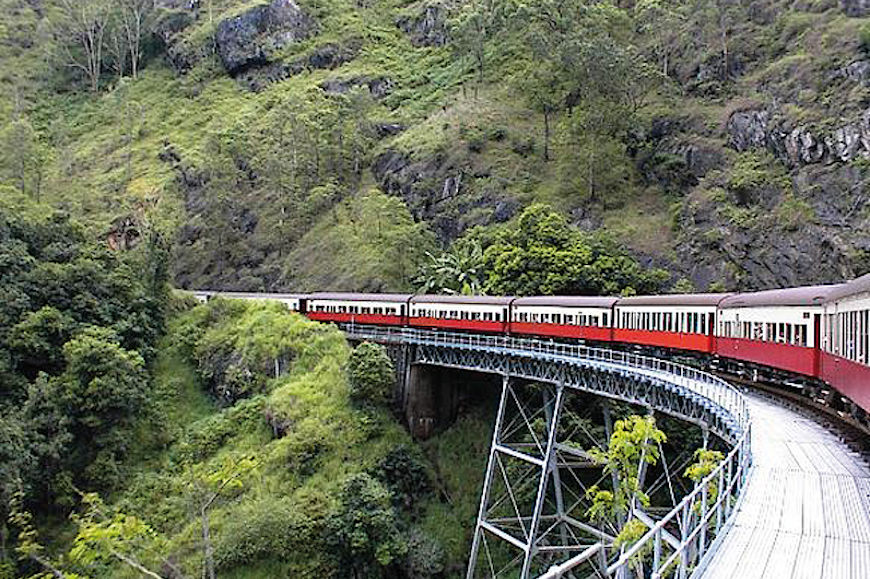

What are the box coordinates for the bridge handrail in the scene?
[344,323,752,579]
[345,324,750,437]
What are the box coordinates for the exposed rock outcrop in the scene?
[841,0,870,17]
[152,0,203,72]
[675,162,870,290]
[215,0,315,75]
[727,107,870,165]
[235,40,361,91]
[321,76,394,99]
[396,4,448,47]
[372,149,518,240]
[106,215,142,251]
[834,60,870,86]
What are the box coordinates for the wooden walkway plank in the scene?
[793,535,825,579]
[761,531,800,577]
[697,393,870,579]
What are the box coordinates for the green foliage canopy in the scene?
[347,342,395,406]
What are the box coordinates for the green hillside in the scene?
[2,0,869,294]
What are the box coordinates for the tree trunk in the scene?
[543,110,551,162]
[201,506,215,579]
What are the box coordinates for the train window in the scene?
[603,313,608,327]
[785,324,793,344]
[863,310,869,362]
[552,314,561,324]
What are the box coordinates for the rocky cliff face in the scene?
[215,0,315,74]
[728,108,870,166]
[396,3,449,47]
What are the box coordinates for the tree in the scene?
[452,0,497,97]
[55,327,148,488]
[635,0,686,77]
[119,0,153,80]
[684,448,724,514]
[7,489,68,578]
[53,0,112,92]
[326,474,407,578]
[69,493,169,579]
[477,204,668,296]
[585,415,667,531]
[347,342,394,406]
[415,239,485,295]
[0,115,49,201]
[184,454,258,579]
[520,62,565,162]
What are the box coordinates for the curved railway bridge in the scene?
[343,325,870,579]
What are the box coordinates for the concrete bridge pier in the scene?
[385,343,460,439]
[403,364,459,439]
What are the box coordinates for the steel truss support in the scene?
[342,324,752,579]
[467,378,607,579]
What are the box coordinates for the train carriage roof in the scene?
[719,285,843,308]
[201,291,308,300]
[512,296,619,308]
[616,293,731,307]
[410,295,515,305]
[309,293,414,302]
[826,273,870,302]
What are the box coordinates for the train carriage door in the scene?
[708,312,715,351]
[503,308,509,333]
[813,313,821,376]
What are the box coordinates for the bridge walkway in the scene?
[700,392,870,579]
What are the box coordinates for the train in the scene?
[193,273,870,418]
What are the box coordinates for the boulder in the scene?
[375,123,407,138]
[320,76,394,99]
[215,0,315,75]
[841,0,870,16]
[834,60,870,86]
[397,3,448,47]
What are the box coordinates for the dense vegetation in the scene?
[0,270,498,577]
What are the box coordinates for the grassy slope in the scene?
[104,297,492,577]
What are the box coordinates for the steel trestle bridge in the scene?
[344,324,753,579]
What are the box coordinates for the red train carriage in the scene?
[192,291,307,311]
[510,296,617,342]
[715,285,840,378]
[306,293,411,326]
[613,294,728,354]
[409,295,514,334]
[821,274,870,413]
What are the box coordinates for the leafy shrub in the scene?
[214,494,329,573]
[326,474,408,576]
[174,397,267,462]
[347,342,395,406]
[860,21,870,53]
[404,528,445,577]
[372,445,431,514]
